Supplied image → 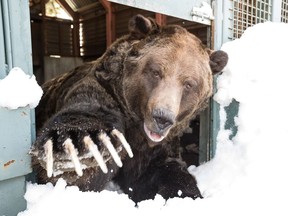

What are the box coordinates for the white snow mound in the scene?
[0,67,43,109]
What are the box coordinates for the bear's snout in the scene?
[143,108,175,143]
[152,108,175,132]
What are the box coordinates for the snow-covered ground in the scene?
[15,22,288,216]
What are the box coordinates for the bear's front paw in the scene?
[31,128,133,178]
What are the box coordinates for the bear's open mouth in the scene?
[143,123,166,143]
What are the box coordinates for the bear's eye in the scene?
[184,81,194,90]
[152,70,161,78]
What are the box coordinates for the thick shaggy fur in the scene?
[32,15,228,203]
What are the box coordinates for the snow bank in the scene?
[18,22,288,216]
[190,21,288,215]
[0,67,43,109]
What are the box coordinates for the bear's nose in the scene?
[152,109,174,131]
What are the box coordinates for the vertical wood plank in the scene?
[100,0,115,47]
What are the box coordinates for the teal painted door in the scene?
[0,0,34,215]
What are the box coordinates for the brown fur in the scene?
[32,14,228,203]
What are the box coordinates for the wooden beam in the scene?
[41,0,47,55]
[155,13,167,26]
[56,0,80,56]
[76,2,101,13]
[56,0,77,20]
[99,0,115,47]
[73,14,80,56]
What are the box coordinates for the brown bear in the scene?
[31,14,228,203]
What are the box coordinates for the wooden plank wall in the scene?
[78,2,209,60]
[79,4,106,59]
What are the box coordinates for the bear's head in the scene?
[118,15,228,147]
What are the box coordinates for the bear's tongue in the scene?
[144,123,165,142]
[150,131,162,141]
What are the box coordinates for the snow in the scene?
[18,22,288,216]
[0,67,43,109]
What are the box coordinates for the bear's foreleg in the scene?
[155,160,203,200]
[124,159,202,203]
[31,103,133,182]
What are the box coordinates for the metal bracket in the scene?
[191,2,214,25]
[109,0,213,25]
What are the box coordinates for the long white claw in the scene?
[63,138,83,176]
[83,136,108,173]
[99,132,123,167]
[44,139,53,178]
[111,129,133,158]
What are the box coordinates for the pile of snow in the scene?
[18,22,288,216]
[191,21,288,214]
[0,67,43,109]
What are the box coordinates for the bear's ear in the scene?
[128,14,160,39]
[208,50,229,74]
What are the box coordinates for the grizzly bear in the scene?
[31,14,228,203]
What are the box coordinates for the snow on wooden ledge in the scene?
[0,67,43,110]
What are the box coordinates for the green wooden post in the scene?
[210,0,234,158]
[0,0,34,215]
[210,0,276,158]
